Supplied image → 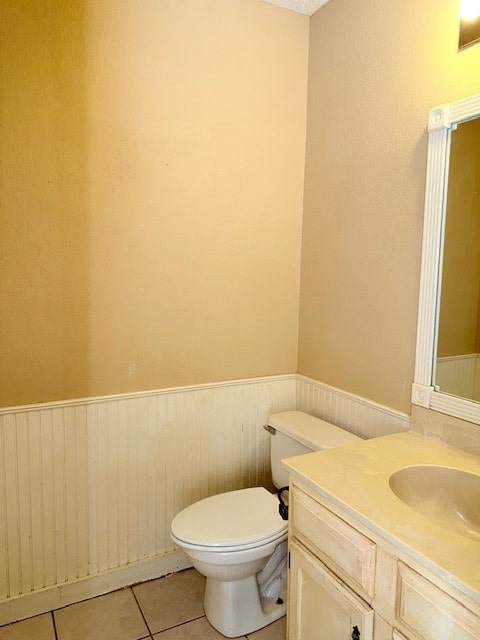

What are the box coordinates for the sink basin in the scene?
[389,465,480,542]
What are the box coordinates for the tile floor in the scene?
[0,569,286,640]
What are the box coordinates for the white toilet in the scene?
[170,411,361,638]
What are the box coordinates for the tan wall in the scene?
[298,0,480,412]
[437,118,480,357]
[0,0,308,407]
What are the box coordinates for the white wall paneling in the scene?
[296,375,410,439]
[0,375,296,625]
[435,354,479,401]
[0,372,410,625]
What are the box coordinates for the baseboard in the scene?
[0,550,191,627]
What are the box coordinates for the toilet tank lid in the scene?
[268,411,362,451]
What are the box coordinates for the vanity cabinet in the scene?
[287,479,480,640]
[288,540,374,640]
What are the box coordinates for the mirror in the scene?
[434,117,480,401]
[413,92,480,425]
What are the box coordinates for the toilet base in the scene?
[204,574,286,638]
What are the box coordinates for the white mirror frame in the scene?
[413,92,480,425]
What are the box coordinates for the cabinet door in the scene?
[288,540,374,640]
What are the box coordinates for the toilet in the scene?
[170,410,361,638]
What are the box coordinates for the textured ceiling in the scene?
[261,0,331,16]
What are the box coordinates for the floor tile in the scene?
[247,617,286,640]
[152,616,228,639]
[133,569,205,634]
[54,588,149,640]
[0,613,55,640]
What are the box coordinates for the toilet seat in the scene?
[171,487,287,551]
[171,527,287,555]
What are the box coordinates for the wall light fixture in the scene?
[459,0,480,49]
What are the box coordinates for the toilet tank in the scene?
[267,411,362,488]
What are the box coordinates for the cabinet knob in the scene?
[351,626,360,640]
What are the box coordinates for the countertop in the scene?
[282,431,480,603]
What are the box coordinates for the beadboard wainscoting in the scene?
[435,354,480,402]
[0,375,296,625]
[0,373,410,626]
[296,375,410,439]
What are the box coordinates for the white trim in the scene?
[411,383,434,408]
[428,105,450,132]
[0,374,296,415]
[297,375,409,423]
[428,93,480,131]
[448,93,480,125]
[296,375,410,439]
[413,127,450,386]
[0,372,410,430]
[0,550,191,627]
[430,391,480,425]
[413,91,480,426]
[436,353,478,362]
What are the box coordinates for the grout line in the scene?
[51,611,59,640]
[152,614,206,635]
[130,586,154,635]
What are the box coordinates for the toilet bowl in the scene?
[171,487,288,638]
[170,411,362,638]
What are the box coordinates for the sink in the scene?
[389,465,480,542]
